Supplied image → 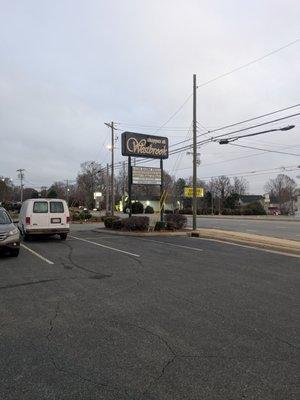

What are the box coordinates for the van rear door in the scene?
[31,201,49,230]
[49,201,67,228]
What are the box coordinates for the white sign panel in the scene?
[132,166,161,185]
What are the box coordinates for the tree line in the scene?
[1,161,298,214]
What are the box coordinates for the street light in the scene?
[218,125,295,144]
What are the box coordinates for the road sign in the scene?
[132,166,161,185]
[122,132,168,159]
[184,187,204,198]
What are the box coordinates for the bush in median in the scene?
[154,221,166,231]
[123,216,149,231]
[111,218,125,230]
[165,214,187,230]
[144,205,154,214]
[103,216,120,228]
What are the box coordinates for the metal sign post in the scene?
[128,156,132,217]
[122,132,169,221]
[160,158,164,222]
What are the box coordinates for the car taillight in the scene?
[66,216,70,223]
[26,217,30,225]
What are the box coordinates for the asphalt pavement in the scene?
[0,226,299,399]
[186,216,300,241]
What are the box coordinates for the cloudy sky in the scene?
[1,0,299,193]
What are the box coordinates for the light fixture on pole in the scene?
[218,125,295,145]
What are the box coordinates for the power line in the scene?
[153,93,193,134]
[168,112,300,155]
[101,107,299,173]
[198,165,300,180]
[175,143,300,171]
[196,38,300,89]
[228,143,300,157]
[171,108,300,148]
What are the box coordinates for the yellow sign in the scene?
[184,187,204,198]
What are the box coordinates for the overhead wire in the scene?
[228,143,300,157]
[196,38,300,89]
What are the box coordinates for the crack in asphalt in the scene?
[0,278,61,290]
[61,240,102,275]
[165,289,300,352]
[45,303,130,397]
[0,275,111,291]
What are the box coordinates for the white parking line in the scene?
[193,237,300,259]
[138,238,203,252]
[70,235,140,257]
[21,244,54,264]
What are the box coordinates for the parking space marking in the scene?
[138,238,203,252]
[21,244,54,264]
[70,235,140,257]
[192,237,300,259]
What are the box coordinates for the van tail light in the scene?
[25,217,31,225]
[66,216,70,223]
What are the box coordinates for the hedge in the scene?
[123,216,149,231]
[165,214,187,230]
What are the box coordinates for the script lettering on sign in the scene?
[122,132,169,159]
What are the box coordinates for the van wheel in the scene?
[60,233,67,240]
[10,249,20,257]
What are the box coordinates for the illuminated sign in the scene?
[132,166,161,185]
[184,187,204,198]
[122,132,168,159]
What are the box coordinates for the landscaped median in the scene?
[99,214,188,236]
[98,214,300,255]
[188,229,300,255]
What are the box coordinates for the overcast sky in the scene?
[1,0,299,193]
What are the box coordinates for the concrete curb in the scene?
[193,215,300,223]
[93,227,300,255]
[188,229,300,255]
[93,228,187,237]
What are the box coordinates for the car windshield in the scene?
[0,209,11,225]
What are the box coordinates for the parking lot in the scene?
[0,226,299,399]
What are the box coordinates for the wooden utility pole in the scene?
[192,74,197,230]
[104,122,115,216]
[16,169,25,203]
[106,163,110,215]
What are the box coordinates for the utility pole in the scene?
[192,74,197,230]
[16,169,25,203]
[104,122,115,216]
[65,179,70,205]
[106,163,110,216]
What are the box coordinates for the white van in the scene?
[18,198,70,240]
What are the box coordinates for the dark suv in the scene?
[0,207,20,257]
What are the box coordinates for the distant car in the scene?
[0,207,20,256]
[18,198,70,240]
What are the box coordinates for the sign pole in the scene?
[106,163,110,216]
[128,156,132,217]
[160,158,164,222]
[192,74,197,231]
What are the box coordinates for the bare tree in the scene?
[0,177,14,204]
[77,161,104,208]
[232,177,249,196]
[264,174,296,213]
[47,181,67,199]
[209,175,232,212]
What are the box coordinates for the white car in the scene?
[18,199,70,240]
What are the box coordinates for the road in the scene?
[186,216,300,241]
[0,226,299,399]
